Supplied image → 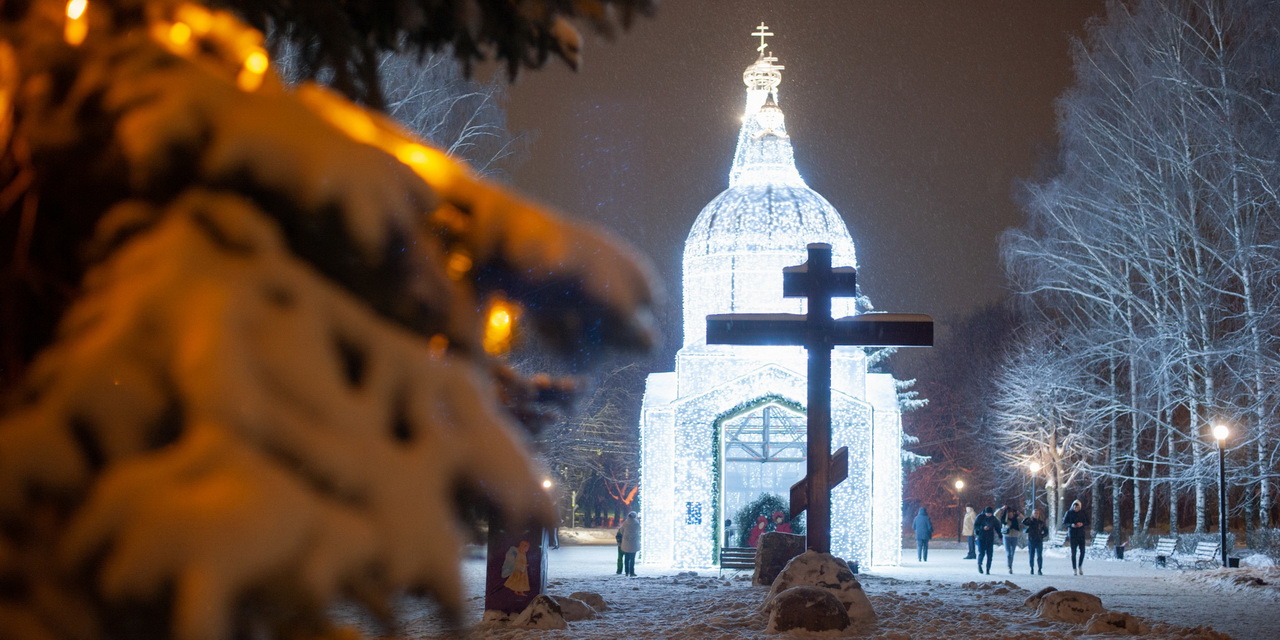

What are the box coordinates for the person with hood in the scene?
[912,507,935,562]
[747,515,768,547]
[973,506,1000,574]
[962,504,977,559]
[772,511,793,534]
[998,505,1024,574]
[1063,499,1090,575]
[618,511,641,577]
[1022,508,1049,575]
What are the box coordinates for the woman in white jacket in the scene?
[618,512,641,577]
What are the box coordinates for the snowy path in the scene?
[350,545,1279,639]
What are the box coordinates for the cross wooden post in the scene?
[706,243,933,553]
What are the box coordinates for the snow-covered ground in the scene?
[348,543,1279,639]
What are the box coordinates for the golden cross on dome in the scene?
[752,22,774,55]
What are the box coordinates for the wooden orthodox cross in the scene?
[706,243,933,553]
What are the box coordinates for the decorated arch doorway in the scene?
[716,396,806,548]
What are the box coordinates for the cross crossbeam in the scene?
[706,243,933,554]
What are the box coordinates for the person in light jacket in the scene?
[998,505,1023,574]
[618,511,641,577]
[962,504,977,559]
[912,507,935,562]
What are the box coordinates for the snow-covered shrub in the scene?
[1245,528,1280,560]
[0,2,657,639]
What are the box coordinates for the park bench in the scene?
[1177,540,1222,570]
[719,546,756,574]
[1134,536,1178,567]
[1088,534,1113,558]
[1050,530,1067,548]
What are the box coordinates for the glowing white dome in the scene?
[682,52,859,347]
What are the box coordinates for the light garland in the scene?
[639,29,904,570]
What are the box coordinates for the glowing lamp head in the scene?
[1212,424,1229,442]
[954,479,965,491]
[1029,461,1042,474]
[541,479,553,490]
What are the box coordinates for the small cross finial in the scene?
[752,22,773,55]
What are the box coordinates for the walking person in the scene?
[618,511,641,577]
[615,527,624,575]
[962,504,977,559]
[998,505,1023,574]
[973,506,999,574]
[912,507,935,562]
[1063,499,1090,575]
[1023,508,1048,575]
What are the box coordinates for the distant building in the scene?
[639,26,905,569]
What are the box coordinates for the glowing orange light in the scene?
[445,251,473,281]
[64,0,89,46]
[428,334,449,358]
[482,298,519,355]
[168,22,192,46]
[236,49,268,92]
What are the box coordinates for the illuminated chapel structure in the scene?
[639,27,905,569]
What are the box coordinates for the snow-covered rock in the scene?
[551,595,598,621]
[1085,611,1150,635]
[1024,586,1058,609]
[1037,590,1105,623]
[765,585,850,633]
[762,550,876,623]
[754,531,806,586]
[511,594,567,629]
[569,591,609,611]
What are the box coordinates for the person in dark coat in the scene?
[1023,508,1049,575]
[912,507,935,562]
[973,506,1000,574]
[1062,499,1090,575]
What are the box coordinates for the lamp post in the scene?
[1213,424,1229,568]
[1029,461,1042,514]
[954,479,966,543]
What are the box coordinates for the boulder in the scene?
[753,531,807,586]
[765,586,849,633]
[568,591,609,611]
[511,594,567,629]
[1085,611,1149,635]
[550,596,597,621]
[1023,586,1058,609]
[762,550,876,623]
[1037,590,1105,624]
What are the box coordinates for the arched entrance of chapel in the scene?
[712,395,806,556]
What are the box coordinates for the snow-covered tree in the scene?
[0,1,657,639]
[1002,0,1280,538]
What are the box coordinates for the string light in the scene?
[639,29,903,570]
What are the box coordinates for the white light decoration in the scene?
[639,27,907,570]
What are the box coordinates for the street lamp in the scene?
[1029,461,1042,513]
[954,479,966,543]
[1213,424,1229,568]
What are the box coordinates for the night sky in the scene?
[499,2,1107,364]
